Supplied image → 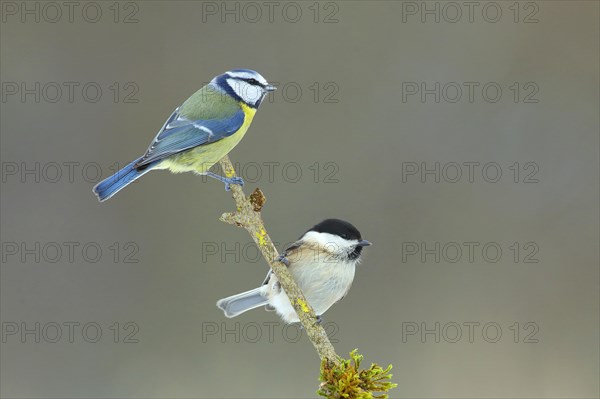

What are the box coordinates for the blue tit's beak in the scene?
[264,84,277,92]
[357,240,372,247]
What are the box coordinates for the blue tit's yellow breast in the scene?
[160,103,257,174]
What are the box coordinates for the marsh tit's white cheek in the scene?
[302,231,357,256]
[227,79,262,104]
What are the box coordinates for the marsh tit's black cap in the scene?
[307,219,372,247]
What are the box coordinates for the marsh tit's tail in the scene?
[216,287,268,318]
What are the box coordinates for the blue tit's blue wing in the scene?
[135,109,245,167]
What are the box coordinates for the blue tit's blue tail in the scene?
[93,157,155,202]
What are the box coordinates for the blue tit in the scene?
[217,219,372,324]
[93,69,276,202]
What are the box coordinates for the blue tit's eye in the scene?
[247,78,260,86]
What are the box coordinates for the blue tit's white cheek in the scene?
[227,79,262,105]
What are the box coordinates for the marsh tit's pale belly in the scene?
[264,253,357,323]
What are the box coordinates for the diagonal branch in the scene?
[218,155,340,365]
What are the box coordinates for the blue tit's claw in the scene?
[205,171,244,190]
[229,176,244,186]
[223,176,244,191]
[276,254,290,267]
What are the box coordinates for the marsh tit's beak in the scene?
[357,240,372,247]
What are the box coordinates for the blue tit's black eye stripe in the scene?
[242,78,263,87]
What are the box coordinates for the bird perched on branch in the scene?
[217,219,372,323]
[93,69,275,201]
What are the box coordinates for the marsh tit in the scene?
[93,69,276,201]
[217,219,371,323]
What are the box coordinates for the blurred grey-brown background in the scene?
[1,1,598,398]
